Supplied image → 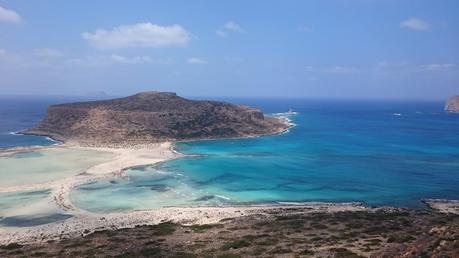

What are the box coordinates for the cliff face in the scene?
[25,92,288,145]
[445,96,459,113]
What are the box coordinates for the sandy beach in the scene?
[0,106,301,246]
[1,142,458,247]
[0,141,368,245]
[0,202,368,245]
[0,142,176,242]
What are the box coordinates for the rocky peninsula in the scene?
[24,92,288,145]
[445,95,459,113]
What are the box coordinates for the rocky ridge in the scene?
[24,92,289,145]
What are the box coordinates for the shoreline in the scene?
[1,116,458,245]
[0,142,178,244]
[0,202,368,245]
[18,111,295,148]
[1,199,457,245]
[1,143,458,245]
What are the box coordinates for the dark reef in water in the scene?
[24,91,289,145]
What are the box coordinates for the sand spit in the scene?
[0,142,367,245]
[1,142,458,246]
[0,142,178,243]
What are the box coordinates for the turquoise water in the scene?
[0,96,114,226]
[71,100,459,211]
[0,148,115,187]
[0,189,72,227]
[1,98,458,213]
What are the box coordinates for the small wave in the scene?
[45,137,61,144]
[393,113,402,116]
[273,115,296,127]
[7,131,62,145]
[271,111,298,129]
[276,201,309,206]
[215,194,231,201]
[272,111,299,116]
[153,170,169,174]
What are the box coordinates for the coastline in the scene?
[1,141,458,245]
[0,122,298,245]
[174,112,295,144]
[1,116,458,245]
[19,112,294,147]
[0,203,367,245]
[0,142,177,244]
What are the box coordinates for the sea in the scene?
[1,96,459,216]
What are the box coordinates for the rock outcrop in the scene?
[445,95,459,113]
[24,92,289,145]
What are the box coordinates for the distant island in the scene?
[445,95,459,113]
[24,92,289,145]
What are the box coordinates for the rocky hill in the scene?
[24,92,288,145]
[445,95,459,113]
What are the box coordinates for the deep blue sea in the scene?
[2,97,459,210]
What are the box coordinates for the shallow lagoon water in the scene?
[0,189,72,227]
[71,100,459,212]
[0,147,113,226]
[1,98,458,215]
[0,148,115,187]
[70,167,228,213]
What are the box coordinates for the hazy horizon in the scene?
[0,92,452,102]
[1,0,458,99]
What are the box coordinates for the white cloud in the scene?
[0,6,21,23]
[33,48,64,58]
[400,18,431,31]
[310,62,457,77]
[0,48,6,57]
[325,66,360,75]
[187,57,207,64]
[216,30,227,38]
[224,21,245,33]
[82,23,190,49]
[109,54,153,64]
[67,55,153,66]
[216,21,245,38]
[375,61,457,72]
[375,61,410,70]
[419,63,455,71]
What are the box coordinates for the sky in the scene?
[0,0,458,99]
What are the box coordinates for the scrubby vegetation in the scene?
[1,208,457,257]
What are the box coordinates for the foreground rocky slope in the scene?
[1,208,457,258]
[445,95,459,113]
[25,92,288,145]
